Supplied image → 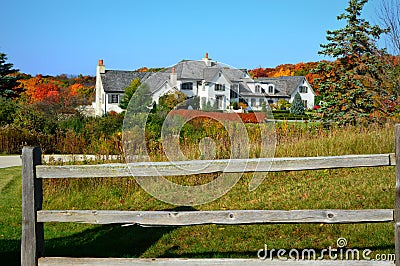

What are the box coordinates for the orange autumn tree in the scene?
[272,64,295,77]
[249,62,321,90]
[19,75,88,113]
[19,75,63,103]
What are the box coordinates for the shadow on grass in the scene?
[1,229,395,265]
[1,225,176,266]
[45,224,176,258]
[0,239,20,266]
[44,206,198,258]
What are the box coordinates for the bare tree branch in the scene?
[376,0,400,55]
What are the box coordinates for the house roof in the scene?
[177,60,209,80]
[101,70,151,93]
[258,76,306,96]
[164,60,250,82]
[142,72,172,93]
[277,76,305,95]
[203,68,221,82]
[222,68,250,82]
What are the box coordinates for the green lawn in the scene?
[0,164,395,265]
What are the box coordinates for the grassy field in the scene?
[0,123,397,264]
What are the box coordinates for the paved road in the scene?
[0,155,22,168]
[0,154,122,168]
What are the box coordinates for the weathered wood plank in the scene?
[395,124,400,266]
[36,153,394,178]
[21,147,43,266]
[390,153,396,166]
[38,257,394,265]
[37,209,393,225]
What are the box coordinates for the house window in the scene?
[230,89,238,99]
[299,86,308,93]
[215,84,225,91]
[302,100,308,108]
[232,84,238,91]
[268,85,274,94]
[181,82,193,90]
[251,98,256,106]
[108,94,119,104]
[255,85,261,93]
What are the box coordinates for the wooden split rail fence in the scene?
[21,125,400,265]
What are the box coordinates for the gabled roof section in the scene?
[101,70,152,93]
[222,68,250,82]
[203,68,221,82]
[142,72,171,93]
[169,60,208,80]
[277,76,305,95]
[258,76,306,96]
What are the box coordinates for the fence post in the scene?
[21,146,43,266]
[395,125,400,266]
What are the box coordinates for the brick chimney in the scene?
[202,52,212,67]
[95,59,106,116]
[170,67,177,85]
[97,59,105,74]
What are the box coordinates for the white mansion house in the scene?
[92,54,315,116]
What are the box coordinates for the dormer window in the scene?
[215,84,225,91]
[255,85,261,93]
[299,86,308,93]
[268,85,274,94]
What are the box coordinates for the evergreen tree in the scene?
[126,83,152,113]
[119,78,141,109]
[233,101,239,110]
[313,0,393,124]
[290,92,305,115]
[0,52,21,99]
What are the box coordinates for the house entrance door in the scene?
[216,95,224,110]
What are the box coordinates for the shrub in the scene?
[290,92,305,115]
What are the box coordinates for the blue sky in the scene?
[1,0,382,76]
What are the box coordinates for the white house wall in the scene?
[207,73,231,110]
[290,79,315,109]
[105,101,123,113]
[94,65,106,116]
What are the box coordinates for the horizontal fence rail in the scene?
[36,153,395,178]
[22,135,400,266]
[37,209,394,226]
